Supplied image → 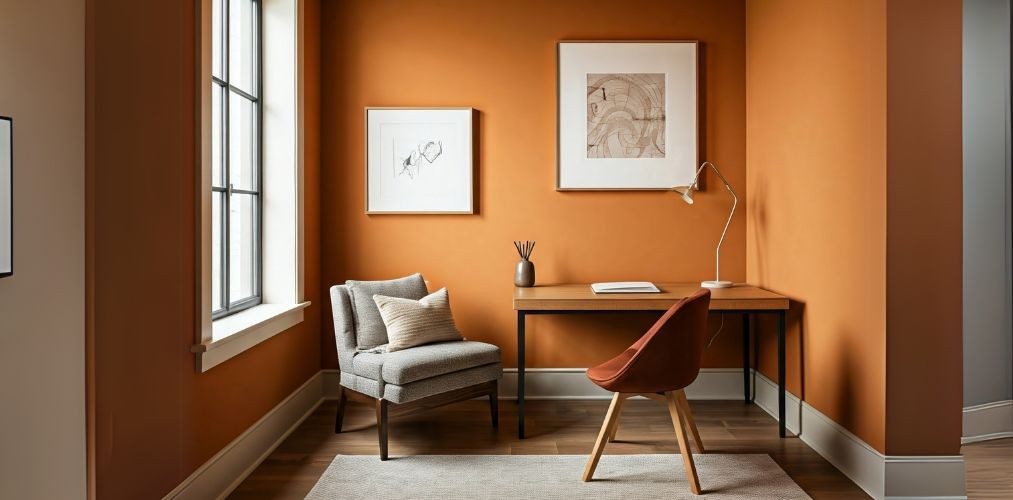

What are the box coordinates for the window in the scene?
[212,0,261,319]
[197,0,307,372]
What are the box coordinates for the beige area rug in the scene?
[306,454,812,499]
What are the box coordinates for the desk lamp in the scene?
[673,161,737,289]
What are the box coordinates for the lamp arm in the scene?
[705,162,738,283]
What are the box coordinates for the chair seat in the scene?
[587,347,638,392]
[352,340,501,386]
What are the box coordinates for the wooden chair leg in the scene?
[334,386,348,434]
[376,399,389,461]
[606,399,624,442]
[675,389,705,454]
[582,392,627,481]
[666,391,701,494]
[489,380,499,429]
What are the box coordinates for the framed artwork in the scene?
[1,116,11,278]
[365,107,474,214]
[557,41,698,190]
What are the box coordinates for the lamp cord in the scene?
[706,314,725,349]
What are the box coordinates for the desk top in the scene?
[513,283,789,311]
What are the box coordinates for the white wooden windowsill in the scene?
[192,302,310,372]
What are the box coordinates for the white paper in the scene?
[591,282,661,293]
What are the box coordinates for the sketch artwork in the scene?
[366,107,473,213]
[396,139,443,179]
[586,73,666,159]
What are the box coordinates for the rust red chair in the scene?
[581,289,711,495]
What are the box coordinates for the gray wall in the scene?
[963,0,1013,407]
[0,0,87,498]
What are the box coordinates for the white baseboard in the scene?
[751,369,802,435]
[163,372,325,500]
[883,455,966,500]
[752,371,966,500]
[961,400,1013,444]
[167,367,967,500]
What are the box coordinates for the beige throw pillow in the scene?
[372,288,463,352]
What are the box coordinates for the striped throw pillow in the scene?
[372,288,463,352]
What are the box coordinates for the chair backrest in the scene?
[330,285,359,371]
[608,289,712,393]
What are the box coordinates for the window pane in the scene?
[228,193,257,304]
[229,93,257,190]
[212,83,225,187]
[212,191,224,312]
[229,0,257,95]
[212,0,224,79]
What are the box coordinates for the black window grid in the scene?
[212,0,263,320]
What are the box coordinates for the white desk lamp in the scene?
[673,161,738,289]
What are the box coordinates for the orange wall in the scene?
[746,0,964,456]
[746,0,888,450]
[320,0,748,371]
[884,0,963,456]
[85,0,322,498]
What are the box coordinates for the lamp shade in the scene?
[673,185,695,205]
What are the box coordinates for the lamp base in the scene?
[701,280,734,289]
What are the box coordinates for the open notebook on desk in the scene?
[590,282,661,294]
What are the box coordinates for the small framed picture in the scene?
[557,41,698,190]
[1,116,11,278]
[365,107,474,214]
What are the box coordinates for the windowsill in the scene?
[192,301,310,372]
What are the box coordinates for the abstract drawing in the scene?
[586,73,666,159]
[395,139,443,180]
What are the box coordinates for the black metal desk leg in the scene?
[742,314,751,403]
[517,311,526,439]
[777,310,787,437]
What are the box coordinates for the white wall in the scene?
[0,0,87,498]
[963,0,1013,408]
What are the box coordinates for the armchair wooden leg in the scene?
[666,391,701,494]
[376,399,389,461]
[582,392,627,482]
[334,386,348,434]
[675,389,705,454]
[489,380,499,429]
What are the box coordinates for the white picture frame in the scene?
[557,41,698,190]
[0,116,11,278]
[365,107,474,214]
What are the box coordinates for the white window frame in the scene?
[193,0,308,373]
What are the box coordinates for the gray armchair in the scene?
[330,277,502,460]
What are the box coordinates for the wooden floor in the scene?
[230,398,873,499]
[962,438,1013,499]
[229,399,1013,499]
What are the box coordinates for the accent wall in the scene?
[746,0,964,456]
[320,0,752,376]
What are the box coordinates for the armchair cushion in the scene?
[345,273,428,349]
[351,340,501,385]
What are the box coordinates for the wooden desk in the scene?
[512,283,790,439]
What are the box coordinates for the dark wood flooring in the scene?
[229,399,873,499]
